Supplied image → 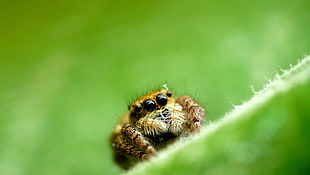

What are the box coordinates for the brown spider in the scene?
[110,89,206,170]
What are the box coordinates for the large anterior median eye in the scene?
[143,100,156,112]
[156,94,167,106]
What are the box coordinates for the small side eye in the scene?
[156,94,167,106]
[143,100,156,112]
[127,105,131,111]
[134,105,142,113]
[166,91,172,97]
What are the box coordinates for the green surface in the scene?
[0,0,309,175]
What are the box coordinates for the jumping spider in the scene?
[110,89,206,170]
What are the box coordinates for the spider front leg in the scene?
[112,134,149,160]
[176,96,206,133]
[111,124,158,169]
[122,124,157,156]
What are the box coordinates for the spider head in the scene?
[128,89,173,121]
[128,89,185,136]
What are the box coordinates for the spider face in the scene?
[110,89,206,170]
[127,89,186,136]
[128,89,171,117]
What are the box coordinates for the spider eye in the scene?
[166,91,172,97]
[156,94,167,106]
[143,100,156,112]
[134,105,142,113]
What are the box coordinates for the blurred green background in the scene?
[0,0,309,174]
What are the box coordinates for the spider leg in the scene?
[122,124,157,156]
[111,133,149,170]
[110,122,158,170]
[176,96,206,133]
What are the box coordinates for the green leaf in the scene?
[127,56,310,175]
